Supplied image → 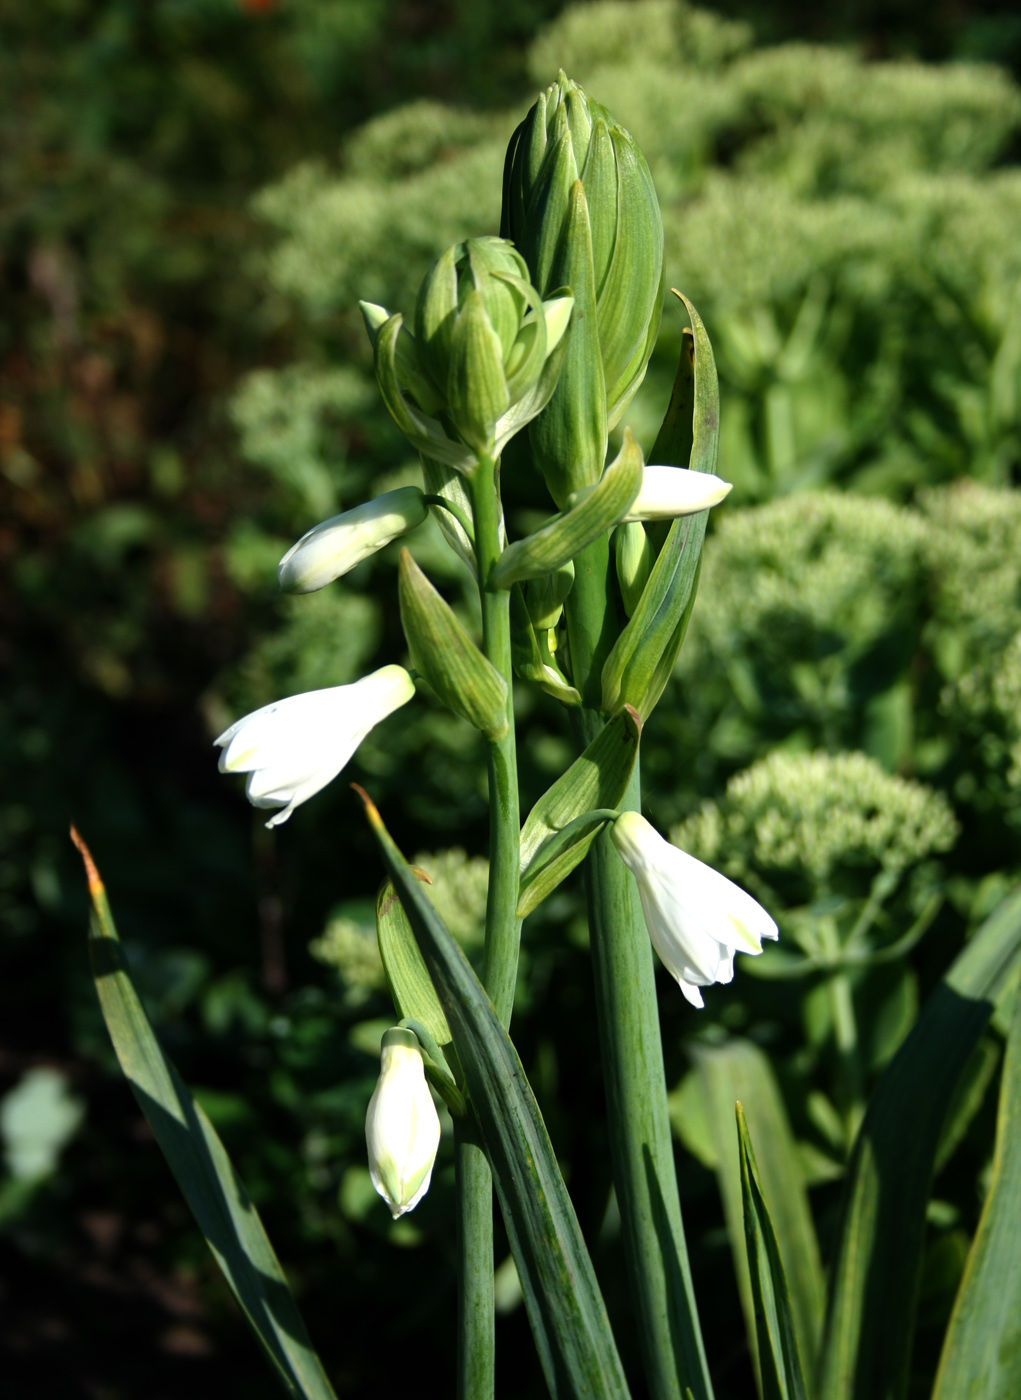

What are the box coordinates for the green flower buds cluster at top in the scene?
[502,71,665,507]
[361,237,573,471]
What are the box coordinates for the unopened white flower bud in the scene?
[621,466,731,523]
[365,1028,441,1220]
[610,811,778,1008]
[278,487,428,594]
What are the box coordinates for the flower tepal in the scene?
[214,665,415,828]
[365,1027,442,1219]
[610,811,778,1007]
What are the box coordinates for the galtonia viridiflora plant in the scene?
[213,71,768,1398]
[77,72,807,1400]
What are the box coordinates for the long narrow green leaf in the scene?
[737,1104,811,1400]
[819,884,1021,1400]
[72,828,337,1400]
[353,789,632,1400]
[931,980,1021,1400]
[682,1039,823,1389]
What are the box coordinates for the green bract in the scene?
[362,237,573,467]
[502,70,665,506]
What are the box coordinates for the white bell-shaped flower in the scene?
[214,664,415,828]
[278,487,428,594]
[365,1028,442,1219]
[622,465,732,522]
[610,811,778,1008]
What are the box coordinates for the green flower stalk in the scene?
[502,71,665,505]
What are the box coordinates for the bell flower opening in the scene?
[621,465,732,522]
[365,1028,442,1220]
[278,488,428,594]
[610,811,778,1008]
[214,665,415,828]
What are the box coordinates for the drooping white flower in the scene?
[622,465,732,522]
[214,665,415,828]
[610,811,778,1008]
[365,1028,442,1220]
[278,487,428,594]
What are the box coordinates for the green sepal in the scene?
[528,178,607,508]
[932,979,1021,1400]
[492,305,573,457]
[414,242,460,393]
[736,1105,811,1400]
[580,116,618,296]
[72,831,337,1400]
[374,313,476,473]
[509,584,582,707]
[489,427,643,591]
[446,291,510,455]
[614,521,654,617]
[601,295,718,718]
[376,876,452,1047]
[517,705,641,917]
[360,300,444,417]
[355,793,633,1400]
[398,549,508,738]
[599,128,664,426]
[819,882,1021,1400]
[523,118,579,298]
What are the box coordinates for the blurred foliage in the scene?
[3,1,1021,1398]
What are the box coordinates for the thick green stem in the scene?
[566,535,714,1400]
[455,1119,495,1400]
[472,455,522,1028]
[450,454,521,1400]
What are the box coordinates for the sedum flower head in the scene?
[610,810,778,1008]
[673,749,959,895]
[278,487,428,594]
[214,665,414,828]
[365,1028,442,1219]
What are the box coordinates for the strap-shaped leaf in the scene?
[488,429,643,591]
[601,294,718,719]
[682,1039,824,1388]
[71,828,337,1400]
[354,790,632,1400]
[517,705,641,917]
[819,884,1021,1400]
[376,873,452,1047]
[931,980,1021,1400]
[737,1105,811,1400]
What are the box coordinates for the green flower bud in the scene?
[502,72,664,506]
[398,549,509,738]
[615,521,654,617]
[525,561,575,631]
[364,238,573,469]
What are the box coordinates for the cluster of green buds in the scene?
[502,71,664,505]
[361,236,573,470]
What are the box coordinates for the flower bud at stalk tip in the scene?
[278,488,429,594]
[365,1027,442,1219]
[610,811,778,1007]
[213,665,415,828]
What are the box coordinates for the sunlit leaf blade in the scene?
[72,828,337,1400]
[354,790,632,1400]
[737,1104,811,1400]
[684,1040,823,1389]
[931,980,1021,1400]
[819,884,1021,1400]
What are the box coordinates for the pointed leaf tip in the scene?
[350,783,383,831]
[70,824,104,897]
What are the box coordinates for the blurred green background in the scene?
[3,2,1021,1397]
